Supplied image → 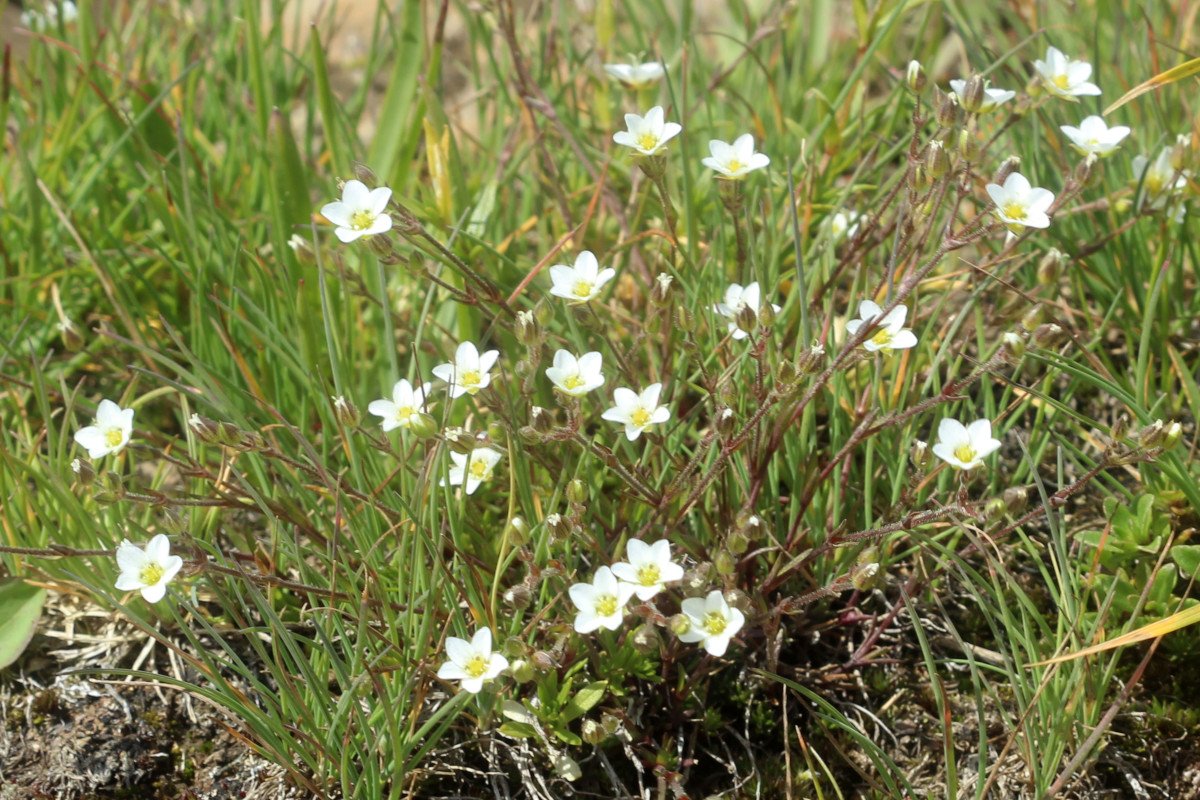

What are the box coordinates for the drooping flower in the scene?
[367,379,428,431]
[948,78,1016,112]
[611,539,684,601]
[1132,148,1188,209]
[545,350,606,397]
[436,626,508,694]
[548,251,617,304]
[986,172,1055,232]
[829,209,861,240]
[319,179,393,243]
[601,383,671,441]
[701,134,770,179]
[1060,116,1130,158]
[612,106,682,156]
[568,566,636,633]
[1033,46,1101,99]
[74,399,134,459]
[931,418,1003,470]
[712,282,781,340]
[677,590,745,656]
[442,447,503,495]
[432,341,500,398]
[603,61,665,89]
[845,300,918,353]
[115,534,184,604]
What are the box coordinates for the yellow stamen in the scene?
[726,159,744,173]
[465,654,489,678]
[636,564,661,587]
[572,280,594,298]
[595,594,618,617]
[953,444,977,464]
[104,427,125,448]
[395,406,414,421]
[350,209,375,230]
[469,458,490,479]
[1052,74,1070,91]
[702,611,728,635]
[563,375,585,390]
[637,133,659,151]
[139,562,165,586]
[1002,201,1027,221]
[630,408,651,427]
[460,370,481,388]
[871,329,893,347]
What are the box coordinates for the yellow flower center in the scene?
[870,329,893,347]
[139,562,165,586]
[1052,73,1071,91]
[465,654,490,678]
[636,564,661,586]
[630,407,651,427]
[726,158,744,173]
[468,457,491,479]
[1086,137,1100,148]
[572,280,594,298]
[350,209,375,230]
[460,370,481,388]
[395,406,414,421]
[1146,175,1164,195]
[1002,201,1027,221]
[595,594,618,617]
[702,611,728,636]
[563,374,585,390]
[104,427,125,448]
[637,132,659,151]
[953,444,977,464]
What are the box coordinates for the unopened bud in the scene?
[911,165,931,190]
[796,343,825,375]
[669,613,692,637]
[958,128,982,161]
[515,310,540,345]
[1031,323,1067,349]
[726,528,750,555]
[984,497,1007,521]
[332,395,359,427]
[630,623,660,654]
[1038,248,1065,285]
[675,306,696,334]
[925,139,950,178]
[683,562,710,592]
[1021,304,1044,332]
[353,163,379,186]
[714,548,736,576]
[506,516,530,547]
[1001,331,1026,359]
[724,588,751,613]
[1114,197,1133,215]
[992,156,1021,186]
[935,93,960,128]
[444,427,478,454]
[1110,415,1130,443]
[567,479,587,504]
[735,303,758,335]
[410,412,439,439]
[58,320,84,352]
[715,407,736,437]
[530,406,554,435]
[906,60,926,93]
[581,718,606,745]
[1171,134,1191,172]
[503,584,532,610]
[509,659,534,683]
[757,301,776,328]
[530,650,556,671]
[601,712,621,736]
[1003,486,1028,514]
[188,413,221,443]
[851,561,881,591]
[71,457,95,485]
[1164,421,1183,450]
[910,439,930,469]
[958,75,987,114]
[544,513,567,541]
[651,272,674,306]
[1138,419,1166,449]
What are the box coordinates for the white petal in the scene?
[74,427,109,458]
[140,582,168,603]
[146,534,172,563]
[936,418,969,445]
[342,180,370,207]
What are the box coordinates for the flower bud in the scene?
[1038,248,1065,285]
[630,623,661,654]
[757,301,776,328]
[935,92,960,128]
[554,754,582,782]
[958,128,982,161]
[530,406,554,435]
[544,512,567,541]
[353,163,379,186]
[487,421,506,444]
[562,479,585,505]
[1031,323,1067,349]
[1003,486,1028,514]
[410,412,439,439]
[71,457,95,485]
[669,613,692,637]
[683,562,710,592]
[581,718,606,745]
[332,396,359,427]
[515,310,540,346]
[1021,304,1044,332]
[675,306,697,334]
[651,272,674,307]
[506,516,529,547]
[1110,415,1130,444]
[58,320,85,352]
[726,528,750,556]
[444,427,478,455]
[1114,197,1133,215]
[1138,419,1166,449]
[601,712,622,736]
[503,584,532,610]
[1164,421,1183,450]
[735,303,758,336]
[1001,331,1026,359]
[509,659,535,683]
[714,548,736,576]
[188,413,221,444]
[992,156,1021,187]
[984,497,1007,521]
[905,60,926,93]
[796,343,825,375]
[724,588,751,613]
[925,139,950,178]
[530,650,557,671]
[851,561,881,591]
[1171,134,1191,172]
[910,439,930,469]
[715,407,736,437]
[958,75,987,114]
[911,165,931,190]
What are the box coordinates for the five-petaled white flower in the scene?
[1033,46,1101,99]
[367,379,428,431]
[948,78,1016,112]
[115,534,184,604]
[1060,116,1130,158]
[612,106,682,156]
[548,251,617,304]
[436,626,508,694]
[601,383,671,441]
[678,590,745,656]
[320,179,393,243]
[986,172,1055,232]
[1132,148,1188,207]
[611,539,684,601]
[433,341,500,398]
[845,300,918,353]
[603,61,665,89]
[713,282,781,341]
[931,418,1003,470]
[442,447,503,495]
[74,399,134,459]
[702,134,770,179]
[829,210,861,240]
[545,350,606,397]
[568,566,636,633]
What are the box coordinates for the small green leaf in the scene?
[0,579,47,670]
[497,722,536,740]
[1171,545,1200,579]
[561,680,607,723]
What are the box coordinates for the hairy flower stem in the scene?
[718,179,748,273]
[638,157,678,239]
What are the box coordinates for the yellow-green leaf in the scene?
[1105,56,1200,114]
[1033,602,1200,666]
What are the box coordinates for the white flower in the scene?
[845,300,918,352]
[545,350,606,397]
[612,106,682,156]
[931,418,1003,470]
[601,383,671,441]
[73,399,134,459]
[21,1,77,29]
[1033,46,1101,99]
[319,179,393,243]
[432,341,500,398]
[367,379,428,431]
[603,61,665,89]
[441,447,503,495]
[611,539,684,601]
[568,566,636,633]
[829,210,860,240]
[286,234,309,252]
[548,251,617,304]
[678,590,745,656]
[436,627,508,694]
[1060,116,1130,158]
[701,134,770,179]
[986,172,1055,231]
[712,282,780,340]
[1132,148,1188,206]
[948,78,1016,112]
[114,534,184,604]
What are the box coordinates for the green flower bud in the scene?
[925,139,950,178]
[669,613,692,637]
[1003,486,1028,514]
[509,659,535,683]
[581,718,606,745]
[515,310,540,346]
[410,412,439,439]
[958,75,986,114]
[714,548,736,576]
[58,320,84,353]
[630,623,661,654]
[566,479,587,505]
[651,272,674,307]
[70,457,94,485]
[906,60,926,93]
